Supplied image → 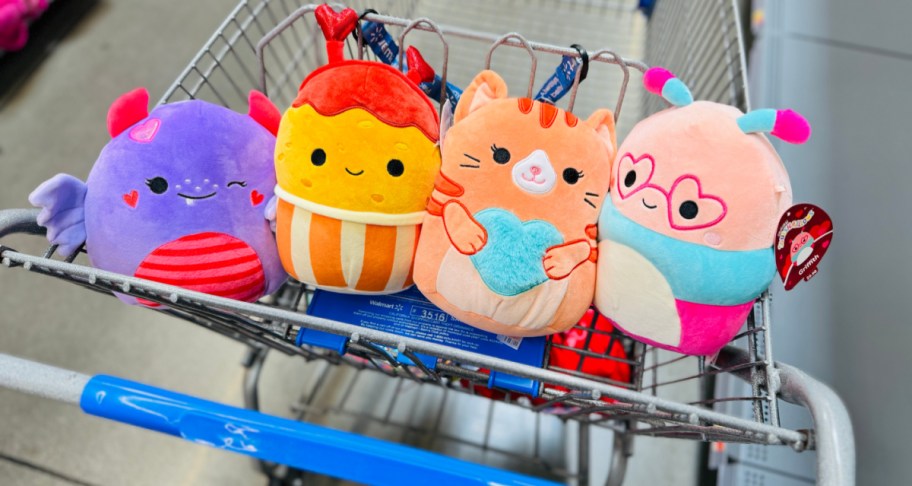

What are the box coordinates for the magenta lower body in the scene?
[611,299,755,356]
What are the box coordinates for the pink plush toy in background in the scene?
[0,0,47,52]
[594,67,810,356]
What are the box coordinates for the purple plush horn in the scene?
[107,88,149,138]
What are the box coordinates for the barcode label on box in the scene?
[496,334,523,350]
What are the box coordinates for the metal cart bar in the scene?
[0,231,806,445]
[0,353,559,486]
[0,208,854,484]
[716,346,856,484]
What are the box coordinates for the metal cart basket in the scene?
[0,1,854,484]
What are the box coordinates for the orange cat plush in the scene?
[414,70,616,337]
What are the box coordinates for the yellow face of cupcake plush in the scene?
[276,104,439,215]
[272,5,441,294]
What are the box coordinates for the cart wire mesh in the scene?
[0,0,812,481]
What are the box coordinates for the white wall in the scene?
[752,1,912,484]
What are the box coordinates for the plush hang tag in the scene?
[534,55,581,104]
[439,99,454,144]
[360,20,463,109]
[775,203,833,290]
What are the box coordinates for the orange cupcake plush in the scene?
[272,5,440,294]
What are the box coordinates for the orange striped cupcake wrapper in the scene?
[275,194,421,294]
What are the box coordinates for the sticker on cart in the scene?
[306,287,547,395]
[496,334,523,351]
[775,203,833,290]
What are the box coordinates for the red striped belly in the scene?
[134,232,265,306]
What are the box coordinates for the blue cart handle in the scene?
[1,354,557,486]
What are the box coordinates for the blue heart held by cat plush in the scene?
[469,208,564,296]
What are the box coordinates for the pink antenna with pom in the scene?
[737,108,811,144]
[643,67,693,107]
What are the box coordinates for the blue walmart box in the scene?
[304,286,546,396]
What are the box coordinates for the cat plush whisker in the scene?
[584,198,597,209]
[460,164,481,169]
[463,153,481,163]
[586,192,599,198]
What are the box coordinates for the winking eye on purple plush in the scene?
[29,88,288,306]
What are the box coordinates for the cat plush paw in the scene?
[443,201,487,255]
[543,240,591,279]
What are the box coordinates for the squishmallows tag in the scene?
[594,67,811,356]
[272,4,440,294]
[414,70,616,337]
[29,88,287,306]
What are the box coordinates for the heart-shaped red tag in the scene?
[123,190,139,208]
[775,203,833,290]
[250,190,265,206]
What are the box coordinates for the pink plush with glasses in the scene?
[594,67,811,356]
[615,153,728,232]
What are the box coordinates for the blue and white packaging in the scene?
[305,287,546,396]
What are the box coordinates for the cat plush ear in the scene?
[454,70,509,123]
[107,87,149,138]
[248,90,281,136]
[585,108,617,158]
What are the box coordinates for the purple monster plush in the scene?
[29,88,287,306]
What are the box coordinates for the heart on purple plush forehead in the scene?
[129,118,161,143]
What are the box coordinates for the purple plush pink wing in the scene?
[28,173,88,256]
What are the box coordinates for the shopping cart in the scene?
[0,1,854,485]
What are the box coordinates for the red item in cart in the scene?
[467,309,631,406]
[550,308,631,385]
